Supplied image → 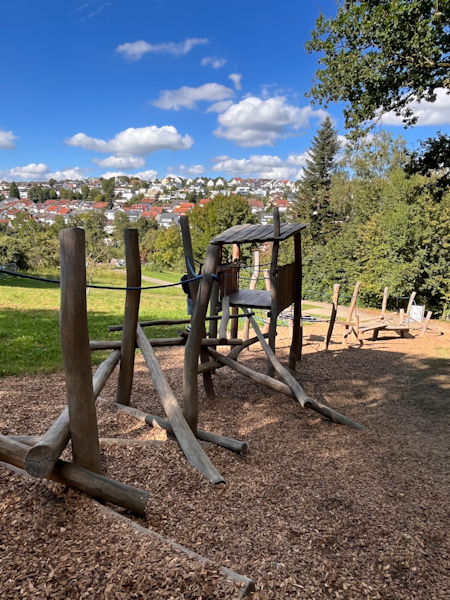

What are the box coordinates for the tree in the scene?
[48,178,56,188]
[407,132,450,192]
[297,116,341,242]
[189,194,256,262]
[9,182,20,199]
[306,1,450,135]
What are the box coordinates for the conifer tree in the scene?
[9,181,20,199]
[297,116,341,243]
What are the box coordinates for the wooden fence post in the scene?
[116,228,141,406]
[59,228,102,474]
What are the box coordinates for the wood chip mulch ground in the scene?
[1,322,449,599]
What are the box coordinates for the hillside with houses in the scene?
[0,176,297,232]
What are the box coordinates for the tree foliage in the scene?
[9,182,20,199]
[306,0,450,135]
[297,116,341,242]
[189,194,256,262]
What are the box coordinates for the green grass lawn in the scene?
[0,269,187,377]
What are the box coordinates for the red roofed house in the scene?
[93,202,108,210]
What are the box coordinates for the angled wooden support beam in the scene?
[23,350,121,478]
[59,228,102,475]
[136,325,224,484]
[242,309,364,429]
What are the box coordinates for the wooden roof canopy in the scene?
[210,222,308,246]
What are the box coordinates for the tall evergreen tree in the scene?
[297,116,341,243]
[9,181,20,199]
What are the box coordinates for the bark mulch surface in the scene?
[1,322,449,599]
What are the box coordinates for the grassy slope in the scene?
[0,269,187,377]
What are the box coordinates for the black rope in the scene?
[0,269,203,291]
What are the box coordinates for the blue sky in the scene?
[1,0,449,182]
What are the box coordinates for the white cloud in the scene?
[201,56,226,69]
[381,88,450,126]
[212,153,309,179]
[92,154,145,169]
[116,38,208,61]
[168,164,205,176]
[0,164,89,181]
[10,163,50,179]
[100,169,158,181]
[0,130,17,150]
[206,100,234,113]
[100,171,127,179]
[48,167,88,181]
[132,169,158,181]
[152,83,234,110]
[228,73,242,91]
[66,125,193,155]
[214,96,328,146]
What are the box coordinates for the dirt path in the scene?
[1,322,449,599]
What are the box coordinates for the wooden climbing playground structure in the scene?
[0,219,364,521]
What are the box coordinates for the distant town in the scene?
[0,176,299,233]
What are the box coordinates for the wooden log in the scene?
[219,295,230,341]
[243,309,364,429]
[288,233,302,368]
[147,415,249,454]
[90,338,185,350]
[12,435,164,448]
[96,503,255,599]
[59,228,101,474]
[183,245,220,431]
[267,208,281,376]
[23,351,121,478]
[108,313,252,332]
[116,229,141,406]
[242,251,260,341]
[420,310,433,336]
[136,325,224,484]
[0,435,149,514]
[108,403,249,454]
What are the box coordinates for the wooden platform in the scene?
[229,289,271,309]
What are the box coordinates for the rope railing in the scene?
[0,269,205,291]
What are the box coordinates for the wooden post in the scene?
[288,233,302,369]
[230,244,240,339]
[59,228,102,474]
[399,308,405,325]
[24,350,120,478]
[344,281,361,346]
[267,207,281,376]
[242,251,260,341]
[325,284,340,350]
[406,291,417,318]
[180,215,214,397]
[219,295,230,341]
[116,228,141,406]
[420,310,433,336]
[183,244,220,433]
[381,287,388,319]
[136,325,224,484]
